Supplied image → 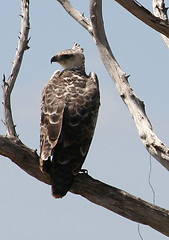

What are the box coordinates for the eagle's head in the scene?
[51,43,85,71]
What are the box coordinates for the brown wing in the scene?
[40,70,65,167]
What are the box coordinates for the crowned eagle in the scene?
[40,43,100,198]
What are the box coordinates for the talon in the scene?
[79,169,88,174]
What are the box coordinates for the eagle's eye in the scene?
[62,54,73,60]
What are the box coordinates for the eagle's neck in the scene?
[59,67,87,77]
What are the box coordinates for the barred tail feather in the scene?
[52,159,75,198]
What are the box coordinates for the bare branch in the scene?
[89,0,169,171]
[114,0,169,38]
[2,0,30,137]
[72,174,169,237]
[0,135,50,185]
[57,0,93,36]
[1,134,169,236]
[153,0,169,48]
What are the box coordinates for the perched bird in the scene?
[40,43,100,198]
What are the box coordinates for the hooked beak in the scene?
[50,55,58,64]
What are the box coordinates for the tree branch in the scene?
[114,0,169,38]
[153,0,169,49]
[72,174,169,237]
[2,0,30,137]
[90,0,169,171]
[1,135,169,236]
[0,135,49,184]
[1,0,169,237]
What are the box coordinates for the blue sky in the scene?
[0,1,169,239]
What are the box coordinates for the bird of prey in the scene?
[40,43,100,198]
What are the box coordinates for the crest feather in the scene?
[72,42,84,53]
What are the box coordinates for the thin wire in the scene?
[137,154,156,240]
[148,154,156,204]
[138,223,144,240]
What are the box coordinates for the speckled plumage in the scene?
[40,44,100,198]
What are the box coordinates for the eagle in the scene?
[40,43,100,198]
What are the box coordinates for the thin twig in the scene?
[57,0,93,36]
[3,0,30,137]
